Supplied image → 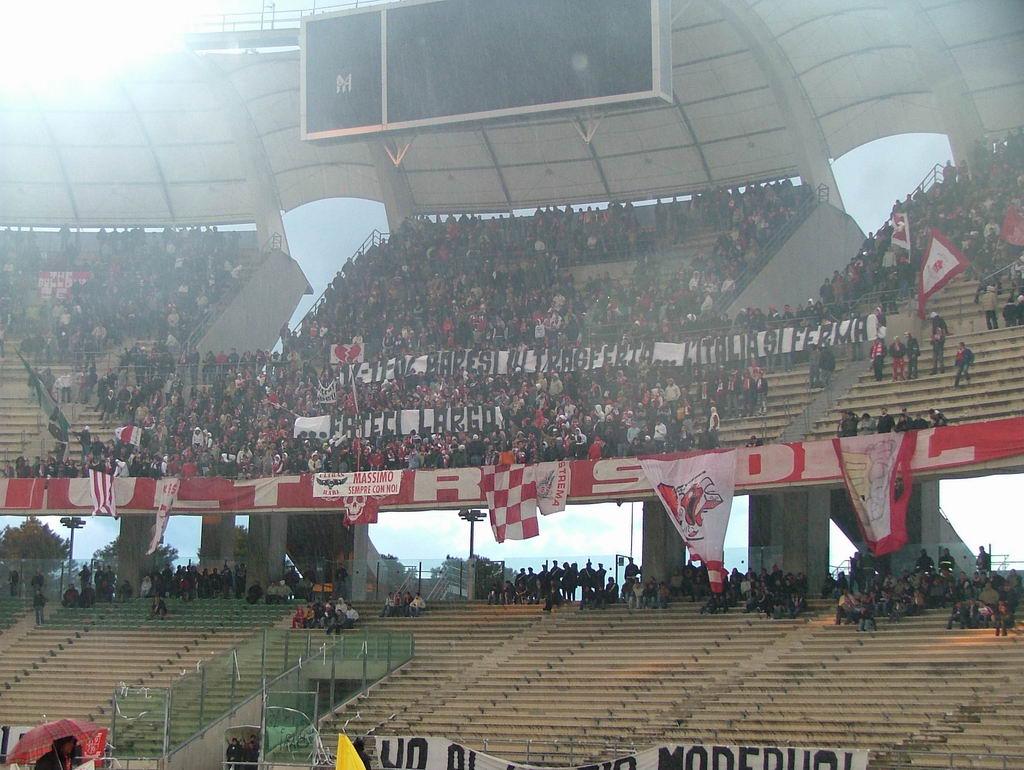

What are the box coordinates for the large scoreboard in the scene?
[301,0,672,140]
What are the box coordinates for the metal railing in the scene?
[291,228,389,335]
[192,1,391,34]
[110,628,413,761]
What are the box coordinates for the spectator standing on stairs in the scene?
[953,342,974,388]
[981,284,999,330]
[905,332,920,379]
[32,587,46,625]
[889,336,907,381]
[930,312,949,374]
[870,336,886,381]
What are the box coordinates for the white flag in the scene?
[294,415,331,439]
[918,229,969,318]
[147,477,180,555]
[529,461,571,515]
[89,468,117,518]
[640,450,737,592]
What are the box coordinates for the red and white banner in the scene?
[330,343,365,365]
[530,461,571,515]
[918,229,970,318]
[481,465,539,543]
[891,211,911,252]
[1001,205,1024,247]
[0,417,1020,516]
[641,451,736,592]
[37,271,91,299]
[833,433,917,556]
[312,471,401,526]
[89,469,117,518]
[147,477,181,555]
[114,425,141,446]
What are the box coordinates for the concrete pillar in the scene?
[349,524,371,601]
[117,514,156,591]
[749,489,830,580]
[641,499,686,583]
[199,514,236,566]
[247,513,287,590]
[374,143,416,230]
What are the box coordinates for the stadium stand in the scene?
[321,598,1022,766]
[0,598,292,728]
[0,226,250,359]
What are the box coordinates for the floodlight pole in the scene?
[458,509,486,560]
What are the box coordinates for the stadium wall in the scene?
[726,203,865,313]
[197,249,311,356]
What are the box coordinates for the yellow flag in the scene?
[336,734,364,770]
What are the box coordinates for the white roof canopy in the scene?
[1,0,1021,225]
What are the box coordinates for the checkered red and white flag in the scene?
[89,468,117,518]
[480,464,540,543]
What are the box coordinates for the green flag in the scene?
[18,353,70,444]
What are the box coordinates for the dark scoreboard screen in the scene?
[301,0,671,139]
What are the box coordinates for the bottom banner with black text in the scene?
[374,736,868,770]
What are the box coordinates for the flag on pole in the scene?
[891,211,910,252]
[89,468,117,518]
[147,477,181,555]
[114,425,142,446]
[335,734,363,770]
[17,353,70,445]
[1001,204,1024,247]
[640,450,737,593]
[833,432,917,556]
[918,229,970,318]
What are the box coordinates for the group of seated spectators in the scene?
[0,226,247,361]
[380,591,427,617]
[291,598,361,632]
[836,406,950,438]
[287,180,811,361]
[826,547,1020,636]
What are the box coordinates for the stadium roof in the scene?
[0,0,1021,226]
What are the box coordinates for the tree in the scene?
[0,517,69,561]
[93,538,179,572]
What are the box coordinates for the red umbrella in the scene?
[6,718,108,764]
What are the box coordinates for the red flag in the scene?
[114,424,141,446]
[89,468,117,518]
[1002,205,1024,247]
[891,211,910,252]
[833,432,917,556]
[480,464,540,542]
[918,229,970,318]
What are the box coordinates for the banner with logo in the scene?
[312,471,399,526]
[918,229,970,318]
[833,432,917,556]
[333,406,503,440]
[330,343,365,364]
[641,450,737,593]
[37,271,92,299]
[313,471,402,500]
[337,316,883,385]
[374,736,868,770]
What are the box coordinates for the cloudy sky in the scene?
[0,2,1020,571]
